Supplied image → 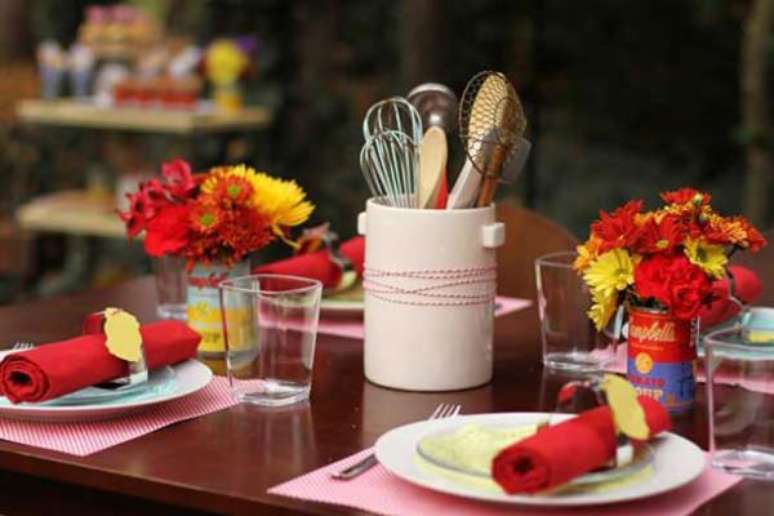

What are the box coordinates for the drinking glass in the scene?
[219,274,323,407]
[153,255,187,320]
[705,326,774,479]
[535,251,616,372]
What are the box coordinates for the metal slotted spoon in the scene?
[458,71,526,207]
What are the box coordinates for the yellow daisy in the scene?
[583,248,635,298]
[588,287,618,331]
[684,238,727,279]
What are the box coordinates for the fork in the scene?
[10,342,34,351]
[331,402,462,480]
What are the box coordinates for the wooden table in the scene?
[0,277,769,515]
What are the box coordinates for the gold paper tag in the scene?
[103,307,143,362]
[601,374,650,440]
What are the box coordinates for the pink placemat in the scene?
[0,376,237,457]
[317,296,532,340]
[269,448,740,516]
[608,344,774,393]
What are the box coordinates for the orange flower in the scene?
[190,201,222,233]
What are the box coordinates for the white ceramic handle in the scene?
[358,212,367,236]
[481,222,505,248]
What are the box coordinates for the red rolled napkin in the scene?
[253,236,365,289]
[491,396,670,494]
[0,320,200,404]
[700,265,762,328]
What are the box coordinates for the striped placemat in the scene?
[0,376,237,456]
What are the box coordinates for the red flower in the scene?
[143,204,191,257]
[162,159,197,199]
[634,254,674,305]
[591,200,643,252]
[632,215,684,254]
[634,254,711,320]
[661,187,711,206]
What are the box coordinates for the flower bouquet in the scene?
[120,158,314,354]
[574,188,765,412]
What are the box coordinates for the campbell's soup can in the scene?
[187,260,250,355]
[627,308,696,413]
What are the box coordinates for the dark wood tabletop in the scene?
[0,276,771,516]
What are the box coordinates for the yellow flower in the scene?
[583,248,635,298]
[588,288,618,331]
[684,238,727,279]
[201,164,314,245]
[248,172,315,229]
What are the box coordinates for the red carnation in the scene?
[667,257,711,319]
[661,187,711,206]
[592,200,643,252]
[634,254,711,320]
[143,204,191,257]
[634,254,674,305]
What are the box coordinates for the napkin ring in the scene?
[556,377,634,468]
[321,231,357,293]
[83,310,149,390]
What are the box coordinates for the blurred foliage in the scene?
[0,0,768,297]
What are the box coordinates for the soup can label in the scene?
[187,260,250,354]
[627,309,696,413]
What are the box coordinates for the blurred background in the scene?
[0,0,770,303]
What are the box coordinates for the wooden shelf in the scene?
[16,190,128,238]
[16,99,272,134]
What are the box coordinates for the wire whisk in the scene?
[363,97,423,147]
[360,97,423,208]
[360,129,419,208]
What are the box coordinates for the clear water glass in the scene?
[705,326,774,479]
[535,251,616,372]
[219,274,322,407]
[153,255,187,320]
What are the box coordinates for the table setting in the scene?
[0,69,771,516]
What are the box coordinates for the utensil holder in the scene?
[358,198,505,391]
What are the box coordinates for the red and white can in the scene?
[627,307,697,413]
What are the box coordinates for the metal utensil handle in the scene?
[331,453,379,480]
[476,144,508,206]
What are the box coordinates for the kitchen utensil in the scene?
[360,129,419,208]
[11,342,34,351]
[362,96,423,145]
[406,83,458,133]
[331,402,461,480]
[458,71,525,207]
[417,127,448,209]
[446,134,488,209]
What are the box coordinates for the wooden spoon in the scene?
[417,127,448,209]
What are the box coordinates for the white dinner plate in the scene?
[0,359,212,423]
[375,412,706,507]
[320,285,365,317]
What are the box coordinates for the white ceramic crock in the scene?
[358,198,505,391]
